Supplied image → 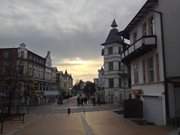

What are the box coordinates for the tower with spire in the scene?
[111,19,118,28]
[101,19,129,104]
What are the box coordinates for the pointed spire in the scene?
[111,19,118,28]
[46,51,51,58]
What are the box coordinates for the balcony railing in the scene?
[122,35,157,62]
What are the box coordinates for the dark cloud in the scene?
[0,0,146,80]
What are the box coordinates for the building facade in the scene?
[97,67,105,90]
[0,43,59,109]
[94,67,105,103]
[56,70,73,97]
[101,20,129,104]
[121,0,180,125]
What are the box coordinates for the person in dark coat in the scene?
[77,96,80,106]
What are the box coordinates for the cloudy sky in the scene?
[0,0,146,82]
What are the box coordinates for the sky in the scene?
[0,0,146,82]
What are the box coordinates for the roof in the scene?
[123,0,158,39]
[102,20,124,46]
[111,19,118,28]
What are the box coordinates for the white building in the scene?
[101,20,129,104]
[121,0,180,125]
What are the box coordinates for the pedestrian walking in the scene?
[67,107,71,115]
[77,96,80,106]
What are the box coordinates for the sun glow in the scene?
[56,57,103,81]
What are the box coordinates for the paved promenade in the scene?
[3,111,171,135]
[1,97,172,135]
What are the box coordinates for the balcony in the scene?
[122,35,157,63]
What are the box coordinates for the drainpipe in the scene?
[150,9,169,121]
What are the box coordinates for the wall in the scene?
[158,0,180,78]
[127,5,168,125]
[129,11,165,84]
[168,83,175,118]
[102,41,129,103]
[130,50,164,85]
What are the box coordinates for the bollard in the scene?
[67,108,71,115]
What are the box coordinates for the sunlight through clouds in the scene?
[57,57,103,81]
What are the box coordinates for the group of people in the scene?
[77,95,88,105]
[77,94,96,106]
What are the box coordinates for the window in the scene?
[29,54,32,60]
[118,47,122,54]
[133,63,139,84]
[119,78,122,88]
[18,65,24,75]
[119,62,121,71]
[142,60,146,83]
[108,62,114,71]
[109,78,114,88]
[156,54,160,81]
[143,22,147,36]
[147,57,154,82]
[2,67,6,74]
[3,51,9,58]
[132,32,137,43]
[148,16,155,35]
[101,49,104,56]
[20,51,24,58]
[108,47,113,55]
